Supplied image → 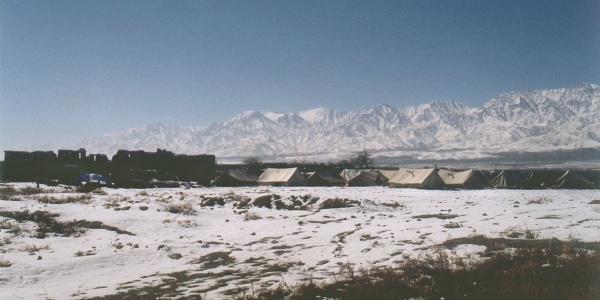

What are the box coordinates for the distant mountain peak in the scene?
[77,83,600,160]
[574,81,598,89]
[376,103,395,109]
[262,111,286,122]
[298,107,335,123]
[234,110,262,119]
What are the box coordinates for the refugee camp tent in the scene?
[527,170,565,189]
[347,170,387,186]
[257,168,305,186]
[377,170,397,181]
[437,169,486,189]
[553,170,596,189]
[305,170,346,186]
[387,168,444,189]
[583,170,600,188]
[340,169,361,182]
[212,169,258,187]
[489,170,530,189]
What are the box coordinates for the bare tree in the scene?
[336,158,352,168]
[350,150,373,169]
[243,156,263,170]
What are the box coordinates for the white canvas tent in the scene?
[377,169,397,181]
[257,168,305,186]
[340,169,361,182]
[347,170,387,186]
[387,168,444,189]
[438,169,486,189]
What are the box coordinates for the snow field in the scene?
[0,184,599,299]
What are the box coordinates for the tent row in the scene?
[383,168,597,189]
[212,168,346,187]
[491,170,597,189]
[212,167,598,189]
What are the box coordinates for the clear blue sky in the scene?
[1,0,599,152]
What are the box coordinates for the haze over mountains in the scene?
[78,82,600,163]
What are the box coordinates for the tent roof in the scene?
[554,170,595,189]
[258,168,300,183]
[489,170,530,188]
[226,169,258,182]
[528,170,565,188]
[438,169,474,185]
[307,170,345,183]
[377,170,397,181]
[340,169,361,181]
[348,170,385,182]
[388,168,437,185]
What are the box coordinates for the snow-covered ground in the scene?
[1,183,599,299]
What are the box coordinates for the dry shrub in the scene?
[0,259,11,267]
[319,198,357,209]
[234,197,252,209]
[0,237,12,246]
[0,220,28,236]
[381,201,406,210]
[35,194,92,204]
[243,212,262,221]
[0,186,19,201]
[200,196,225,207]
[167,202,196,215]
[253,195,274,208]
[502,225,539,239]
[232,240,600,300]
[104,196,131,209]
[526,197,552,205]
[24,244,49,254]
[0,210,134,238]
[19,186,45,195]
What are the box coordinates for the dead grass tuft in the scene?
[104,196,131,209]
[243,212,263,221]
[35,194,92,204]
[0,259,11,267]
[380,201,406,210]
[167,202,196,215]
[526,197,552,205]
[24,244,49,254]
[412,213,459,220]
[0,186,20,201]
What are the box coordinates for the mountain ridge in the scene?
[77,82,600,162]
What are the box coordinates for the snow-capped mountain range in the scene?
[78,82,600,162]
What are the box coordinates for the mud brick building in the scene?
[3,148,216,186]
[3,151,58,182]
[111,149,216,185]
